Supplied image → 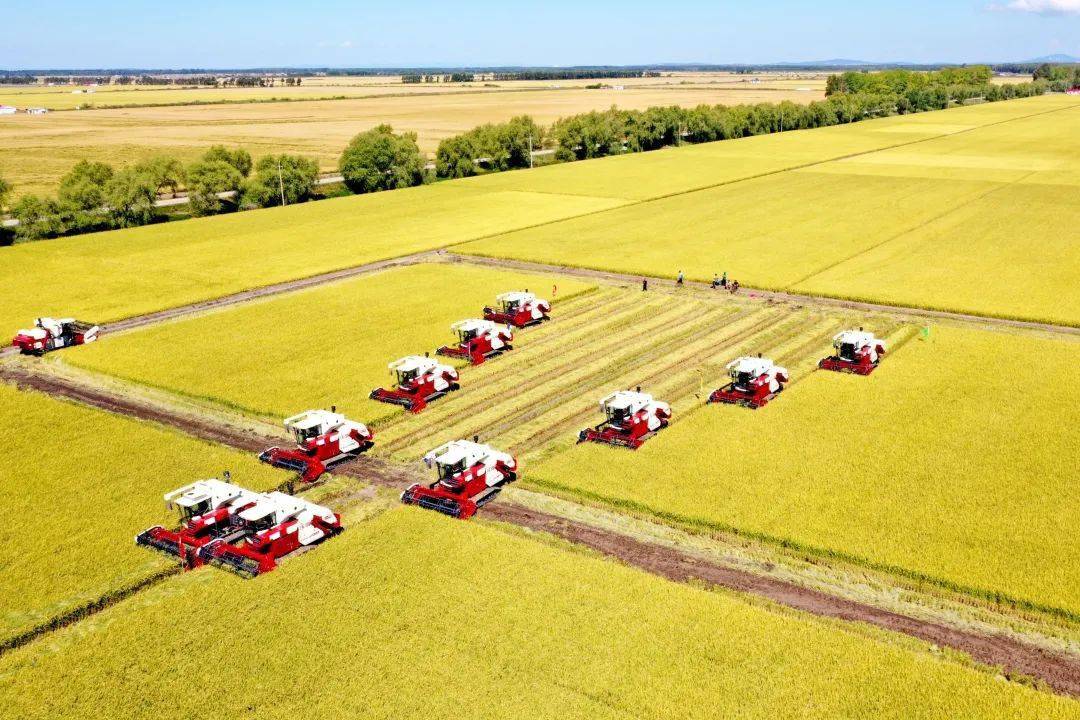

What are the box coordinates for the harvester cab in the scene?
[259,409,373,483]
[436,319,513,365]
[578,389,671,449]
[12,317,99,356]
[135,477,261,566]
[709,356,788,408]
[197,491,342,578]
[820,329,886,375]
[369,355,460,413]
[483,291,550,328]
[401,439,518,519]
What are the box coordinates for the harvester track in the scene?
[2,363,1079,698]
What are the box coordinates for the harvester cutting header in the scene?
[401,439,518,519]
[483,291,550,328]
[259,408,373,483]
[436,319,513,365]
[12,317,99,355]
[820,329,886,375]
[370,355,460,413]
[579,389,671,449]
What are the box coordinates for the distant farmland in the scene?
[0,78,825,197]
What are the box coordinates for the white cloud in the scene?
[340,40,354,48]
[996,0,1080,14]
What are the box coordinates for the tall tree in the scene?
[203,145,253,177]
[58,160,114,211]
[185,160,243,216]
[241,153,320,207]
[136,155,186,197]
[338,125,425,194]
[104,168,158,228]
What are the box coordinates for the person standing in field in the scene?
[721,271,727,288]
[677,270,684,286]
[642,278,648,292]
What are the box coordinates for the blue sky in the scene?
[2,0,1078,69]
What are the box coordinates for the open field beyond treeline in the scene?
[0,74,826,197]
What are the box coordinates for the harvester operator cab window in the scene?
[735,371,753,388]
[503,299,519,312]
[438,460,465,481]
[839,343,856,361]
[179,500,210,521]
[459,327,477,342]
[293,425,321,444]
[397,368,418,386]
[608,406,629,424]
[247,514,276,534]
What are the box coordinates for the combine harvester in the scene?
[578,389,671,449]
[709,355,788,409]
[12,317,99,355]
[819,328,886,375]
[483,291,550,328]
[370,355,460,413]
[401,439,517,519]
[259,408,373,482]
[198,491,342,577]
[436,319,513,365]
[135,477,261,567]
[136,477,342,577]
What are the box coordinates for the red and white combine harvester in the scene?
[436,319,514,365]
[136,477,342,577]
[197,491,342,577]
[578,389,671,449]
[401,439,518,519]
[819,329,886,375]
[483,291,550,328]
[709,355,788,409]
[12,317,99,355]
[259,408,373,483]
[135,477,261,567]
[370,355,460,413]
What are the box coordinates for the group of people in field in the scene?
[641,270,739,294]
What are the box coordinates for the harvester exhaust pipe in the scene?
[636,385,641,392]
[331,405,336,412]
[473,435,479,443]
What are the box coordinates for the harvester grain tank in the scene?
[12,317,99,355]
[436,319,513,365]
[259,408,373,482]
[400,439,518,519]
[819,329,886,375]
[578,389,671,449]
[483,291,550,328]
[369,355,460,413]
[709,356,788,409]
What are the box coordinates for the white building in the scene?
[27,107,49,115]
[0,105,17,115]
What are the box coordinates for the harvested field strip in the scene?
[369,288,646,434]
[375,298,737,452]
[381,302,743,458]
[504,309,823,456]
[4,365,1079,698]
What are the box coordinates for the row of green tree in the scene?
[4,146,319,241]
[1032,63,1080,87]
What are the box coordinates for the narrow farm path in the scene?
[3,361,1079,698]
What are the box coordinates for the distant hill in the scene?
[1028,54,1080,63]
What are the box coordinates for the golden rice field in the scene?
[0,507,1072,720]
[0,81,824,197]
[459,94,1080,325]
[527,325,1080,617]
[0,184,623,334]
[67,263,595,421]
[0,383,281,645]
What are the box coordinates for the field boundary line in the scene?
[443,253,1080,336]
[5,362,1080,699]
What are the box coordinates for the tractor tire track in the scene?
[3,364,1080,698]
